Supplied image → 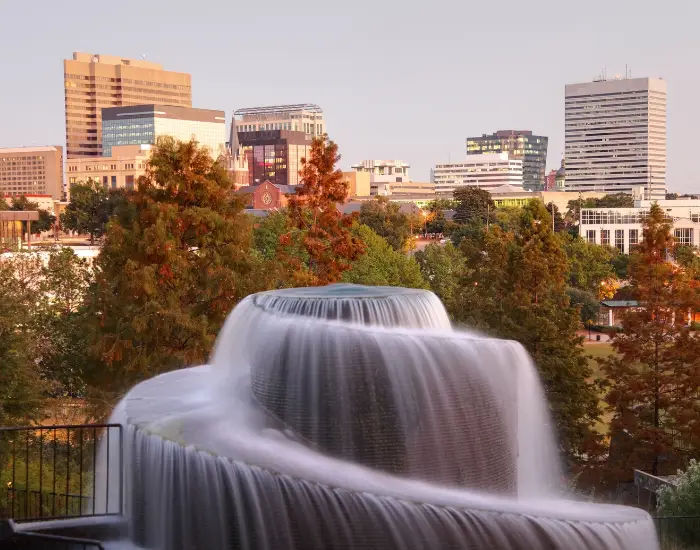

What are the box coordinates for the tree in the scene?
[544,202,566,232]
[657,459,700,516]
[283,136,365,285]
[341,224,427,288]
[0,253,45,425]
[566,287,600,325]
[453,186,493,225]
[60,181,125,244]
[595,193,634,208]
[600,203,700,479]
[560,234,617,294]
[85,137,264,398]
[358,196,414,251]
[450,200,602,466]
[10,196,55,234]
[414,242,465,311]
[34,248,93,397]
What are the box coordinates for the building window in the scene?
[125,175,135,191]
[601,229,610,246]
[111,175,117,190]
[674,228,693,246]
[629,229,639,247]
[586,229,596,243]
[615,229,624,253]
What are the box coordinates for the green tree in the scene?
[453,186,494,225]
[560,234,617,294]
[595,193,634,208]
[566,287,600,325]
[86,137,263,398]
[452,200,602,466]
[283,136,364,285]
[414,242,465,311]
[358,196,414,251]
[10,196,55,234]
[544,202,566,232]
[600,203,700,479]
[34,248,93,397]
[0,253,45,425]
[341,224,427,288]
[657,459,700,516]
[60,181,125,244]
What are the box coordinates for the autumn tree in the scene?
[283,136,364,285]
[85,137,264,399]
[450,200,602,467]
[358,196,414,251]
[600,203,700,479]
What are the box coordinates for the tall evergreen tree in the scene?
[86,137,263,398]
[601,203,700,479]
[283,136,364,285]
[451,200,602,467]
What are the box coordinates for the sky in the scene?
[1,0,699,193]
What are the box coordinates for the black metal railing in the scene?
[0,424,122,522]
[654,516,700,550]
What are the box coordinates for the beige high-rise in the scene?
[565,77,666,199]
[64,52,191,158]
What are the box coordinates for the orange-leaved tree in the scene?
[282,136,365,285]
[601,202,700,480]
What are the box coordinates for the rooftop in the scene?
[234,104,323,116]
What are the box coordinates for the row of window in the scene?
[585,228,696,250]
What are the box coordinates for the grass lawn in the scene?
[583,342,617,435]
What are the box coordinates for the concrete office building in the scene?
[579,198,700,254]
[565,77,666,199]
[238,130,313,187]
[351,160,411,195]
[234,105,325,138]
[431,153,523,194]
[102,105,226,158]
[467,131,548,191]
[66,144,151,193]
[0,146,64,200]
[64,52,191,158]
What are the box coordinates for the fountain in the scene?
[109,284,658,549]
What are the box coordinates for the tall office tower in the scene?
[431,153,523,194]
[0,146,64,199]
[565,77,666,199]
[466,130,548,191]
[102,105,226,158]
[64,52,191,158]
[234,105,325,138]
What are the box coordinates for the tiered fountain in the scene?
[108,284,657,549]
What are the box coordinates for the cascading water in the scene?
[108,284,658,549]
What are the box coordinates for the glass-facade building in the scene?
[466,130,548,191]
[102,104,226,158]
[238,130,312,187]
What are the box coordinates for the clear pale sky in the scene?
[1,0,698,193]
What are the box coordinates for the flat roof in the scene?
[103,104,224,122]
[234,104,323,116]
[0,146,62,154]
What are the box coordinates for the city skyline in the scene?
[1,1,699,193]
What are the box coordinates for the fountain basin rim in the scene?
[138,424,653,528]
[120,366,652,529]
